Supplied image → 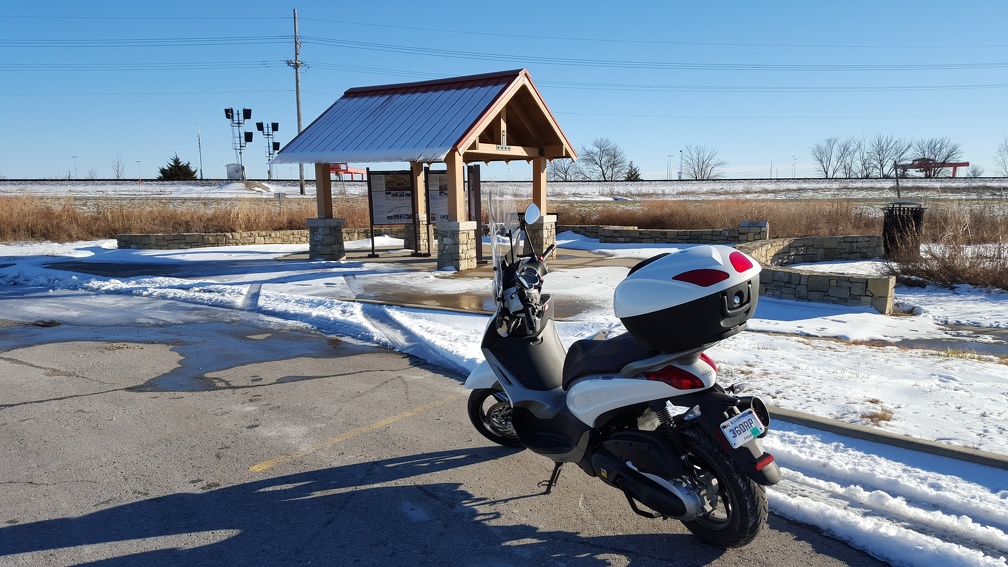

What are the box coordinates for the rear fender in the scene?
[677,390,780,485]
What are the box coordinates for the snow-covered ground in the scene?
[2,179,1008,565]
[2,232,1007,566]
[3,177,1008,203]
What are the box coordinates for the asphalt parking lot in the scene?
[0,294,888,566]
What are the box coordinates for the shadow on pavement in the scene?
[0,447,730,566]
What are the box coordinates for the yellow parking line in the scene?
[248,393,465,473]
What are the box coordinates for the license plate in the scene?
[720,408,766,449]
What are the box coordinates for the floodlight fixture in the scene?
[256,119,280,180]
[224,105,253,181]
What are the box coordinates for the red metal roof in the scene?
[273,69,574,165]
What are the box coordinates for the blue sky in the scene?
[2,1,1007,181]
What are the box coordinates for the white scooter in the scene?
[465,204,780,548]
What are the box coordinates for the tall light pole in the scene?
[256,121,280,181]
[71,156,78,179]
[666,154,672,181]
[792,155,796,178]
[678,149,683,180]
[136,160,141,185]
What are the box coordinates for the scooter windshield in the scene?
[486,189,521,301]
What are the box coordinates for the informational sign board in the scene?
[425,171,450,224]
[367,170,415,226]
[425,169,468,224]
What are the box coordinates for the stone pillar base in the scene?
[524,215,557,258]
[404,220,432,255]
[307,217,346,261]
[437,221,477,271]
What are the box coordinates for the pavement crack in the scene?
[0,386,134,411]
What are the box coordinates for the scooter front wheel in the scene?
[467,388,524,449]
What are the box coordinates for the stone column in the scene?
[307,217,346,261]
[738,221,769,242]
[524,214,557,258]
[404,220,431,256]
[437,220,477,271]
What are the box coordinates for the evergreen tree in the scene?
[624,161,642,181]
[157,154,198,181]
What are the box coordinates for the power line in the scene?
[300,17,1008,50]
[300,37,1008,73]
[0,36,289,48]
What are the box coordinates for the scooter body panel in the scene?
[566,377,693,426]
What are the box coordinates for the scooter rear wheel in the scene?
[679,426,768,548]
[467,388,524,449]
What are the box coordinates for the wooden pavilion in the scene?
[271,69,576,269]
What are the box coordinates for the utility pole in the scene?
[197,126,204,180]
[286,8,306,195]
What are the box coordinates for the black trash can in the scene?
[882,201,925,260]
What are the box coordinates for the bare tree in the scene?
[854,137,873,178]
[578,137,628,181]
[810,137,838,178]
[682,144,727,180]
[868,134,912,178]
[910,137,963,178]
[836,137,858,179]
[85,167,98,180]
[995,135,1008,177]
[547,158,577,182]
[112,153,126,180]
[968,164,984,178]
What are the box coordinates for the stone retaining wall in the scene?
[116,230,310,250]
[558,221,768,244]
[735,235,894,314]
[116,227,412,251]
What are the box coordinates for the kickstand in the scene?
[538,462,564,495]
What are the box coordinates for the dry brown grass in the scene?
[883,203,1008,290]
[3,196,1006,291]
[0,196,370,242]
[554,199,878,238]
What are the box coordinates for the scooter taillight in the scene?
[700,352,717,372]
[644,366,705,390]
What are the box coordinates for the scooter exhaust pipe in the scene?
[734,395,770,436]
[590,451,710,520]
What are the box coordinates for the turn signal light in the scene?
[644,366,705,390]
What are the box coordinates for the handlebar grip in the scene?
[523,306,538,334]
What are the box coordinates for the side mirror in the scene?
[524,203,541,225]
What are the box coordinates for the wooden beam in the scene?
[507,100,545,147]
[314,162,333,219]
[467,143,541,160]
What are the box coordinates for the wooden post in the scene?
[532,156,547,212]
[411,161,430,255]
[445,150,466,221]
[314,162,333,218]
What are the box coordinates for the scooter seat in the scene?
[562,333,660,390]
